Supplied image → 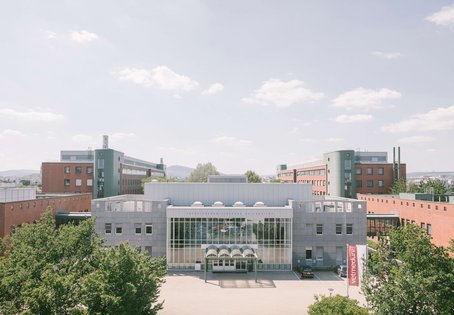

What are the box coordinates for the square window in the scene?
[378,167,384,175]
[75,166,82,174]
[367,180,373,188]
[64,166,71,174]
[316,224,323,235]
[378,180,384,188]
[367,168,373,175]
[64,179,70,187]
[115,224,122,235]
[336,224,342,235]
[355,168,362,175]
[145,224,153,235]
[356,180,362,188]
[346,224,353,234]
[87,179,93,187]
[87,166,93,174]
[105,223,112,234]
[305,249,312,260]
[135,223,142,235]
[421,223,425,229]
[75,179,82,187]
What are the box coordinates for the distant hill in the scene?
[0,169,40,177]
[408,171,454,178]
[166,165,194,179]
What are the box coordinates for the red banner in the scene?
[348,245,359,286]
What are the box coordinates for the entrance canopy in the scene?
[205,245,258,259]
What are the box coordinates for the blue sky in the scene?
[1,1,454,174]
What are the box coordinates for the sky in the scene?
[1,1,454,175]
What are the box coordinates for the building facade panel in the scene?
[92,182,367,272]
[358,193,453,247]
[0,193,92,237]
[42,162,94,193]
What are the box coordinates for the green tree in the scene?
[245,170,262,183]
[389,179,407,194]
[80,244,166,315]
[308,295,369,315]
[270,178,281,183]
[0,209,166,315]
[363,225,454,315]
[188,162,219,182]
[418,178,447,195]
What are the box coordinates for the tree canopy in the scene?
[0,209,166,315]
[390,178,448,195]
[187,162,219,182]
[308,295,369,315]
[363,224,454,315]
[244,170,262,183]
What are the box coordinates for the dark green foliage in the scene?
[0,209,166,315]
[363,225,454,315]
[308,295,369,315]
[244,170,262,183]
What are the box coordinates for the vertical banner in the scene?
[348,244,359,286]
[348,244,367,287]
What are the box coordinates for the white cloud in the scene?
[211,136,252,146]
[426,148,436,153]
[299,138,316,143]
[426,5,454,27]
[40,29,57,40]
[334,114,373,123]
[242,79,324,107]
[151,66,199,91]
[110,132,136,140]
[325,137,344,142]
[115,68,153,87]
[372,51,402,59]
[0,108,64,121]
[72,134,94,142]
[397,136,435,143]
[332,88,401,111]
[114,66,199,92]
[0,129,24,139]
[70,30,99,43]
[202,83,224,95]
[382,105,454,133]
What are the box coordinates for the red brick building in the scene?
[41,162,94,194]
[0,192,92,237]
[277,149,405,197]
[358,193,454,248]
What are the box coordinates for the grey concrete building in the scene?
[92,180,366,272]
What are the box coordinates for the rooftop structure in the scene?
[277,148,406,198]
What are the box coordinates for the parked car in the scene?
[300,266,314,278]
[334,264,347,277]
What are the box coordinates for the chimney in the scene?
[103,135,109,149]
[397,146,401,180]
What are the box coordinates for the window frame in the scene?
[145,224,153,235]
[316,224,323,235]
[346,223,353,235]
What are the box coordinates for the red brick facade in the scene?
[42,162,94,193]
[0,194,92,237]
[355,164,406,195]
[358,193,454,248]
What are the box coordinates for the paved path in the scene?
[158,271,367,315]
